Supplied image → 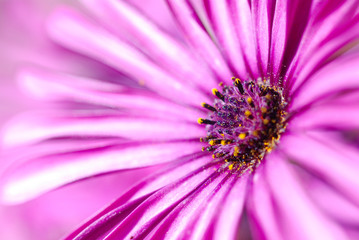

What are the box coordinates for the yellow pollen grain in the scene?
[221,140,227,145]
[197,118,204,124]
[233,146,239,156]
[209,140,216,146]
[212,88,219,96]
[212,154,216,159]
[261,107,267,113]
[201,147,205,151]
[201,102,206,107]
[245,110,252,117]
[266,147,273,153]
[239,133,246,140]
[247,97,253,104]
[228,164,234,170]
[263,119,269,125]
[220,133,224,137]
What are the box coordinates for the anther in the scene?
[247,97,255,108]
[212,88,225,101]
[198,118,216,125]
[234,78,245,94]
[201,102,217,112]
[209,139,221,145]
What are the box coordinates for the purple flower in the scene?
[2,0,359,239]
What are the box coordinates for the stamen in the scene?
[201,102,217,112]
[233,78,245,94]
[198,118,216,125]
[198,77,287,172]
[212,88,225,101]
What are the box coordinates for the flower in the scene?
[1,0,359,239]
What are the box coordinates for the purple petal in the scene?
[144,171,235,239]
[17,68,202,121]
[204,1,248,79]
[286,1,359,92]
[47,7,209,105]
[230,0,261,78]
[290,97,359,131]
[166,0,232,83]
[280,132,359,206]
[66,155,211,239]
[265,151,348,240]
[251,0,274,76]
[304,176,359,226]
[2,112,204,147]
[151,172,250,240]
[269,0,311,82]
[0,141,203,204]
[247,164,284,240]
[208,173,248,240]
[290,53,359,111]
[70,161,221,239]
[81,0,218,94]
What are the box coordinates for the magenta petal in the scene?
[208,173,248,240]
[285,0,359,89]
[47,7,209,105]
[290,99,359,130]
[247,164,284,240]
[265,151,347,240]
[81,0,218,93]
[230,0,260,78]
[150,173,249,240]
[66,155,211,239]
[2,113,204,147]
[166,0,232,83]
[17,68,201,121]
[281,132,359,206]
[291,53,359,111]
[251,0,274,76]
[204,1,248,79]
[70,161,221,239]
[145,171,235,239]
[305,177,359,226]
[0,141,203,204]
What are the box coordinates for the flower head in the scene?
[1,0,359,239]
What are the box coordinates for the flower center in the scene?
[198,77,287,171]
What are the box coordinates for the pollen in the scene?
[198,77,287,172]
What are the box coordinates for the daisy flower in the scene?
[1,0,359,239]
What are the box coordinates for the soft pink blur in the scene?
[0,0,160,239]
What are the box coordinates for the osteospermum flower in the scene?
[2,0,359,239]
